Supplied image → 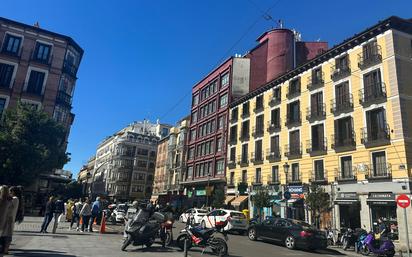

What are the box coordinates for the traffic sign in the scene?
[284,191,291,200]
[397,194,411,208]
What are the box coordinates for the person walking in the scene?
[89,197,101,232]
[1,186,20,254]
[40,196,55,233]
[69,199,81,230]
[52,197,65,233]
[79,199,92,232]
[0,185,12,254]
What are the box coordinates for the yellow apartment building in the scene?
[226,16,412,250]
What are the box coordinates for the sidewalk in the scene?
[7,216,186,257]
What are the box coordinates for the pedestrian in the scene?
[377,218,388,238]
[70,199,83,231]
[53,197,65,233]
[79,199,92,232]
[40,196,55,233]
[0,185,12,254]
[1,186,21,254]
[10,186,24,224]
[89,197,101,232]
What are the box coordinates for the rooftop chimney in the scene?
[33,21,40,28]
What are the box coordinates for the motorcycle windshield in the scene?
[133,209,150,223]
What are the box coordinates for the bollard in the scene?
[184,238,188,257]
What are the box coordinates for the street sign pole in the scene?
[404,208,410,257]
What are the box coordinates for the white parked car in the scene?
[200,209,248,234]
[179,208,208,224]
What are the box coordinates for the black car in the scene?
[248,218,327,250]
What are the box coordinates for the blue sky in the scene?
[1,1,411,176]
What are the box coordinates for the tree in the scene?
[305,184,331,228]
[53,180,83,200]
[251,188,271,221]
[212,188,225,209]
[0,104,69,186]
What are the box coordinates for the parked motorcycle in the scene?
[121,206,166,251]
[355,232,368,253]
[342,228,367,250]
[160,219,173,246]
[176,220,228,256]
[360,232,395,257]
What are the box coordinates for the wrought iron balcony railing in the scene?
[284,143,302,157]
[269,95,281,106]
[309,170,328,184]
[335,168,357,182]
[358,45,382,69]
[267,174,280,185]
[330,93,353,114]
[250,152,264,163]
[367,163,392,180]
[360,124,390,145]
[306,137,328,153]
[331,132,356,149]
[267,120,281,132]
[330,63,351,81]
[252,125,264,137]
[359,82,387,105]
[285,112,301,127]
[307,72,325,90]
[286,172,301,184]
[237,155,249,166]
[306,104,326,121]
[62,60,78,78]
[251,175,262,185]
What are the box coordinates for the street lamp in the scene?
[283,162,290,219]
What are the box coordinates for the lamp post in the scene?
[206,171,211,207]
[283,162,290,219]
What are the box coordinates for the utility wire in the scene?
[159,0,282,121]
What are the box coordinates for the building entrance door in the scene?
[339,204,361,229]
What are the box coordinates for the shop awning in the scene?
[334,199,359,205]
[225,195,236,205]
[232,195,248,206]
[366,199,396,205]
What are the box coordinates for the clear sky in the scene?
[1,0,411,176]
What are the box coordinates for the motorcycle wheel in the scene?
[165,231,172,246]
[176,234,192,251]
[211,238,228,257]
[360,245,370,256]
[342,238,349,250]
[145,237,155,248]
[121,235,132,251]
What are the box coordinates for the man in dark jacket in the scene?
[89,197,101,232]
[52,198,65,233]
[40,196,55,233]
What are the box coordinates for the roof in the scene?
[230,16,412,108]
[0,16,83,55]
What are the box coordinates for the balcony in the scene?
[239,132,250,142]
[330,94,353,114]
[237,155,249,166]
[253,104,264,113]
[62,60,78,78]
[330,63,351,81]
[359,82,387,105]
[335,168,357,182]
[228,159,236,169]
[252,126,264,137]
[250,152,264,164]
[285,113,301,127]
[269,95,281,106]
[306,104,326,121]
[230,115,238,123]
[267,120,281,133]
[267,174,280,185]
[360,124,390,146]
[284,143,302,158]
[241,111,250,119]
[286,87,301,98]
[251,175,262,185]
[358,45,382,69]
[227,179,236,188]
[30,49,53,66]
[229,136,237,145]
[309,170,328,184]
[306,138,327,154]
[331,132,356,150]
[307,73,325,90]
[56,90,72,109]
[266,148,281,162]
[286,172,301,184]
[367,163,392,180]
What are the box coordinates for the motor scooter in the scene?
[360,232,395,257]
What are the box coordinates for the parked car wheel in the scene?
[248,228,257,241]
[285,236,295,250]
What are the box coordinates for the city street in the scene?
[7,217,372,257]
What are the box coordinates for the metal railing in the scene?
[267,174,280,184]
[267,120,281,132]
[286,172,301,184]
[269,95,281,106]
[367,163,392,180]
[56,90,72,109]
[251,175,262,185]
[335,168,357,182]
[306,137,328,153]
[307,72,325,90]
[306,104,326,120]
[252,125,264,137]
[360,124,390,145]
[250,151,264,163]
[265,148,281,161]
[359,82,387,105]
[310,169,328,183]
[237,155,249,165]
[284,143,302,157]
[239,130,250,141]
[253,103,264,113]
[286,84,301,98]
[331,132,356,149]
[330,93,353,114]
[62,60,78,78]
[330,62,351,81]
[358,45,382,69]
[285,112,301,126]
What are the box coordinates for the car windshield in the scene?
[230,212,246,219]
[292,220,315,229]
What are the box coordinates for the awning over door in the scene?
[231,195,248,206]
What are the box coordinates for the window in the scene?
[270,108,280,127]
[188,148,194,160]
[137,160,147,168]
[231,108,238,122]
[371,151,387,177]
[219,94,228,108]
[254,140,263,161]
[229,172,235,185]
[255,115,264,135]
[291,163,300,182]
[340,156,353,179]
[230,147,236,162]
[221,73,229,87]
[230,125,237,143]
[190,129,196,142]
[242,102,249,116]
[216,137,223,152]
[270,135,279,153]
[241,144,248,163]
[310,91,323,117]
[312,68,323,84]
[271,166,279,183]
[26,70,45,95]
[137,148,148,156]
[53,105,70,124]
[0,63,14,88]
[334,117,354,147]
[192,94,199,106]
[287,101,300,124]
[34,42,51,62]
[365,108,387,141]
[273,87,281,101]
[191,111,197,123]
[0,98,6,116]
[288,78,301,96]
[241,120,249,139]
[216,159,224,175]
[242,170,247,183]
[218,115,225,129]
[2,34,21,55]
[187,166,193,179]
[255,168,261,183]
[314,160,324,181]
[255,95,263,111]
[311,124,324,151]
[336,55,349,71]
[289,130,300,154]
[132,185,144,193]
[362,69,384,103]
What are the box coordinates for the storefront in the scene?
[367,192,398,239]
[286,185,305,221]
[335,192,361,229]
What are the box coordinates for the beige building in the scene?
[77,156,96,197]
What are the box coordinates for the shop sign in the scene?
[196,189,206,196]
[287,186,303,194]
[336,192,358,200]
[369,192,395,200]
